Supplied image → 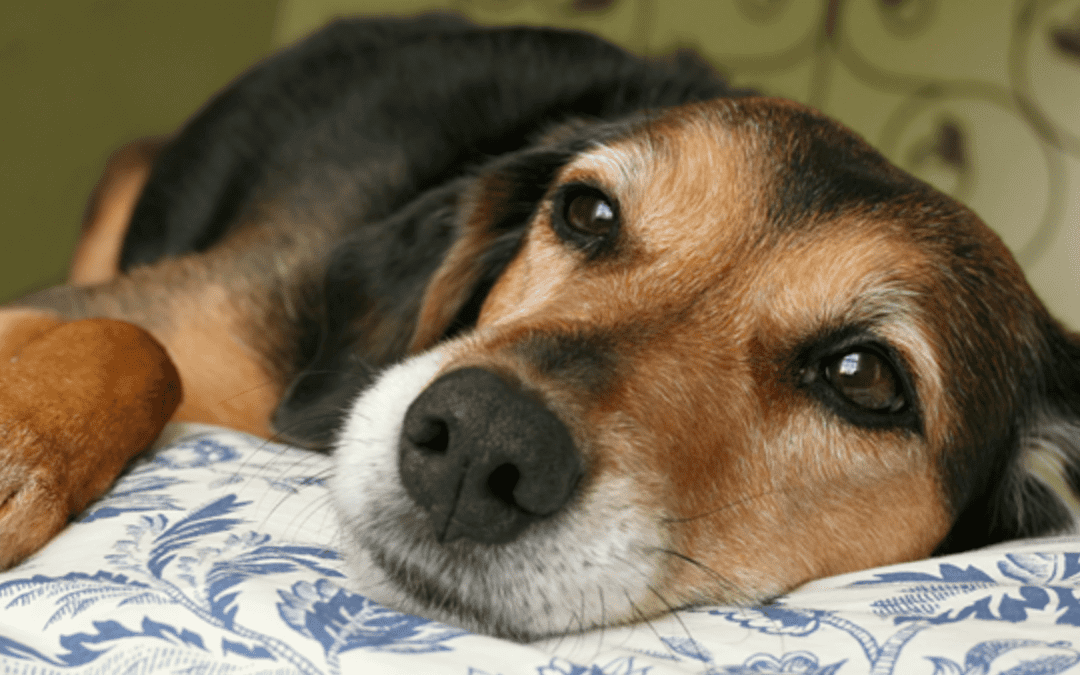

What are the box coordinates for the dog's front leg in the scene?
[0,309,180,568]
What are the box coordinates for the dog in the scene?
[1,14,1079,641]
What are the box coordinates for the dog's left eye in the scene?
[823,350,905,413]
[566,192,615,235]
[552,184,619,253]
[799,338,918,430]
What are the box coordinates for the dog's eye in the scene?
[798,337,918,431]
[823,350,905,413]
[565,192,616,236]
[552,184,619,253]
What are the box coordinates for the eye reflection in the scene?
[825,350,904,412]
[565,192,616,236]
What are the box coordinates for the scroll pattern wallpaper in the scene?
[278,0,1080,327]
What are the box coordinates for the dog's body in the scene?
[2,15,1080,640]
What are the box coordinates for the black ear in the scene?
[271,180,463,449]
[406,144,579,352]
[937,323,1080,553]
[1007,327,1080,535]
[272,143,578,449]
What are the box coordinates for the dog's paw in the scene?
[0,318,181,569]
[0,456,70,570]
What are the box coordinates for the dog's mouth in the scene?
[356,503,670,641]
[347,477,595,640]
[360,361,598,639]
[331,351,674,640]
[363,536,526,639]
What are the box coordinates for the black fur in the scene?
[116,15,1080,564]
[121,15,738,270]
[119,15,744,448]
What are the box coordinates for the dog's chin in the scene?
[329,347,675,640]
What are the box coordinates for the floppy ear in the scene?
[272,144,575,448]
[1008,325,1080,535]
[272,180,465,449]
[938,321,1080,553]
[408,146,577,352]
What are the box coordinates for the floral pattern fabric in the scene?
[0,423,1078,674]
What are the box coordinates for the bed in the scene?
[0,423,1077,674]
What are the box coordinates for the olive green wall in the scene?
[0,0,278,302]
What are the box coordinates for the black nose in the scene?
[398,367,582,545]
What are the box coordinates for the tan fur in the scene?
[0,319,180,567]
[407,100,954,618]
[0,82,1065,639]
[71,251,290,439]
[70,137,167,285]
[0,309,64,363]
[159,284,280,437]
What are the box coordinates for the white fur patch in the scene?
[330,344,668,639]
[329,348,448,607]
[1019,417,1080,532]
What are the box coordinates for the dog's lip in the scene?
[364,540,517,636]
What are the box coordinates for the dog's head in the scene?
[330,96,1080,639]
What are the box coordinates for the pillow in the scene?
[0,423,1077,674]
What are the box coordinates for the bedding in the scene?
[0,423,1077,675]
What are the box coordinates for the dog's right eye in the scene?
[552,184,619,255]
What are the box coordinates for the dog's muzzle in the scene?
[398,367,582,545]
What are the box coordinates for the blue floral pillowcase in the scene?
[0,423,1078,675]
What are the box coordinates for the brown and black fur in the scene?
[1,14,1079,639]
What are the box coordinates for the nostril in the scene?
[398,367,582,545]
[408,416,450,454]
[486,463,521,506]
